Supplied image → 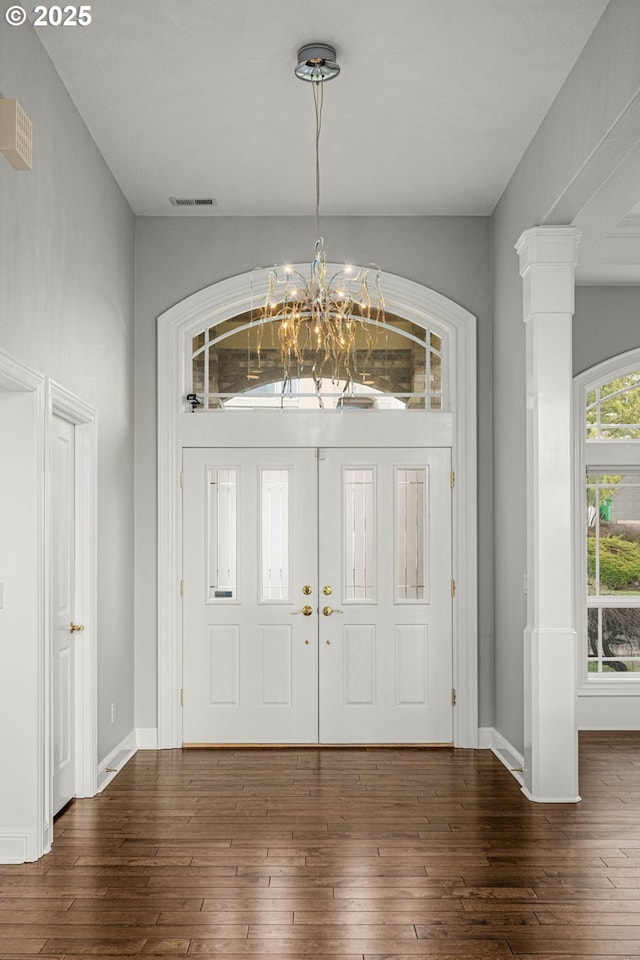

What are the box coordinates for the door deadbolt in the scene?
[322,585,333,596]
[302,585,312,595]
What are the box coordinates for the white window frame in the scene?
[574,347,640,697]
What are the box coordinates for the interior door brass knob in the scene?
[322,605,343,616]
[69,623,85,633]
[301,605,313,616]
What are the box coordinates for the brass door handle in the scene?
[291,605,314,616]
[70,623,85,633]
[322,606,343,616]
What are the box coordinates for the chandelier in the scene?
[252,43,385,393]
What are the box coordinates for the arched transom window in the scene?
[190,310,445,410]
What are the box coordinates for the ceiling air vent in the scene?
[170,197,217,207]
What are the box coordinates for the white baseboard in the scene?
[136,727,158,749]
[521,786,581,804]
[0,832,32,863]
[97,731,137,792]
[478,726,525,787]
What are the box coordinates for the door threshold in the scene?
[182,742,454,749]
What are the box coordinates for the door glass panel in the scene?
[207,468,237,601]
[395,468,426,601]
[343,468,375,602]
[260,468,290,602]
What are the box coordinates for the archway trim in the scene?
[157,267,478,748]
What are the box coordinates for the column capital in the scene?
[516,226,581,276]
[516,227,581,320]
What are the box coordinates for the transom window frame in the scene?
[574,347,640,696]
[188,310,448,411]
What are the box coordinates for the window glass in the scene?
[586,473,640,674]
[586,373,640,440]
[207,468,237,601]
[343,469,375,602]
[189,311,445,410]
[395,468,426,602]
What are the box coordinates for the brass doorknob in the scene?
[322,605,343,616]
[70,623,85,633]
[290,605,313,616]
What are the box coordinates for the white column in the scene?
[516,226,581,803]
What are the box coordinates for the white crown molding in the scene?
[0,349,44,392]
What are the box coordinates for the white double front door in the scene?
[182,446,452,744]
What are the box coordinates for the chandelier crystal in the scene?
[252,43,385,393]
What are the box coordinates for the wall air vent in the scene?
[170,197,217,207]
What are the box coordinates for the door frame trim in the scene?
[157,268,478,748]
[47,381,98,821]
[0,350,46,861]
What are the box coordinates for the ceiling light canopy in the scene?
[294,42,340,82]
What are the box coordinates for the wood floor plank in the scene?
[0,734,638,960]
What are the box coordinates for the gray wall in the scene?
[492,0,640,754]
[0,9,136,761]
[574,287,640,376]
[134,215,494,731]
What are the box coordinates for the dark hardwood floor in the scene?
[2,732,640,959]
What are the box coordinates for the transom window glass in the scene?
[190,311,445,410]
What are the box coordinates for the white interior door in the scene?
[318,448,453,744]
[182,447,318,743]
[52,415,76,814]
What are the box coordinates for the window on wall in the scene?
[580,367,640,681]
[586,473,640,673]
[189,310,446,410]
[586,372,640,440]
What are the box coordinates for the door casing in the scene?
[157,268,478,749]
[47,382,98,836]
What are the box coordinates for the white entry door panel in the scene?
[183,448,318,743]
[183,446,452,745]
[318,448,452,743]
[52,415,76,814]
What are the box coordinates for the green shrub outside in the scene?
[588,534,640,589]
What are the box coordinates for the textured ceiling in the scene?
[36,0,609,217]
